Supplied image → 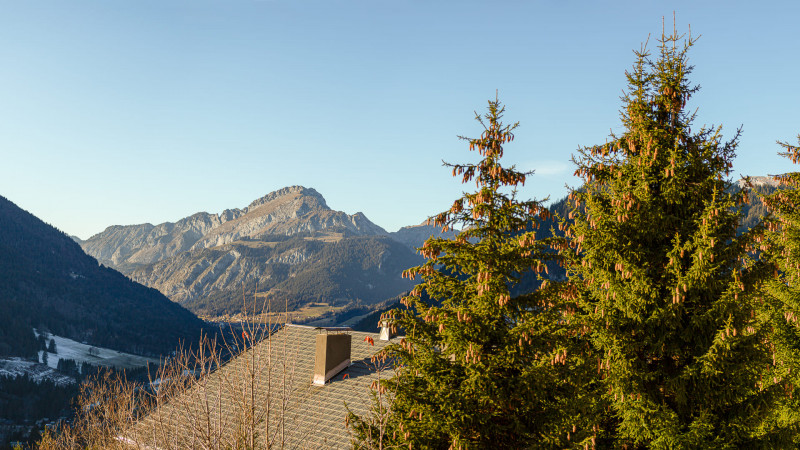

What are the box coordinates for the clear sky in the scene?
[0,1,797,239]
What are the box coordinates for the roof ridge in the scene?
[284,323,318,329]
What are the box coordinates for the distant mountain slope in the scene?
[79,186,445,319]
[388,221,459,250]
[76,187,510,320]
[737,175,782,190]
[81,186,387,273]
[0,195,205,358]
[131,233,421,318]
[80,212,225,273]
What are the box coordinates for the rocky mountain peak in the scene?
[246,186,328,211]
[80,186,387,273]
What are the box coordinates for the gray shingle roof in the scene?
[125,324,397,449]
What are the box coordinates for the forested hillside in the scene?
[0,195,206,358]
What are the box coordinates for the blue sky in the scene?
[0,1,797,239]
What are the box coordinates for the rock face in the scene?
[130,235,423,318]
[81,186,387,273]
[190,187,387,251]
[80,213,224,273]
[81,186,439,319]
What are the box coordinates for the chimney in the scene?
[379,320,396,341]
[313,327,352,385]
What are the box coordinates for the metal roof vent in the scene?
[313,327,352,385]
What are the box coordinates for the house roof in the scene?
[125,324,397,449]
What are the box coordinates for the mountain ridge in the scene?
[80,186,455,319]
[81,186,388,273]
[388,220,459,249]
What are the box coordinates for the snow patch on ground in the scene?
[0,332,163,388]
[35,330,161,370]
[0,358,74,386]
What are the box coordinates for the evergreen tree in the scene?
[37,333,47,352]
[56,358,79,377]
[759,135,800,441]
[41,350,48,366]
[48,338,57,354]
[566,28,788,447]
[357,98,594,448]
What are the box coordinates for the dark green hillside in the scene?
[0,195,206,358]
[276,236,421,302]
[0,375,78,423]
[350,294,406,332]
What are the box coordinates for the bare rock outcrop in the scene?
[81,186,386,273]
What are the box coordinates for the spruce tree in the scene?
[361,98,594,449]
[758,135,800,441]
[566,29,786,447]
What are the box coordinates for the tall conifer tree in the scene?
[566,28,787,447]
[364,98,593,449]
[758,135,800,441]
